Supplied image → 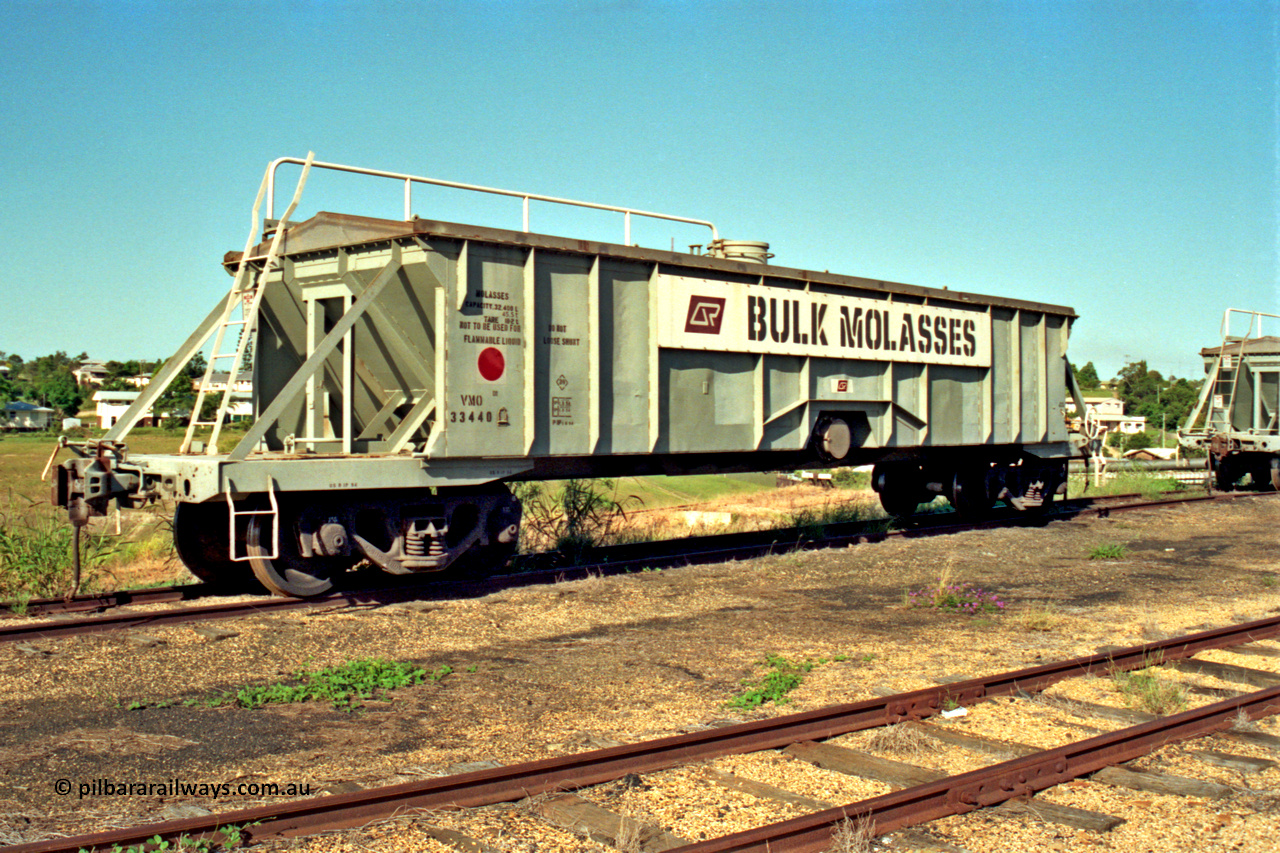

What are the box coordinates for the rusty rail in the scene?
[8,614,1280,853]
[670,684,1280,852]
[11,584,209,617]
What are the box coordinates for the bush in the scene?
[0,505,114,600]
[831,468,871,489]
[1125,431,1154,452]
[512,478,641,561]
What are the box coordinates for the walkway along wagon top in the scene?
[54,156,1086,596]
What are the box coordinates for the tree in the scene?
[41,372,84,418]
[1073,361,1101,390]
[1112,360,1202,434]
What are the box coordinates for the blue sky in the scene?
[0,0,1274,382]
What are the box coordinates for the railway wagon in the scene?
[1180,309,1280,490]
[55,157,1082,596]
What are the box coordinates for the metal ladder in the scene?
[1207,310,1276,433]
[226,476,279,562]
[180,152,315,456]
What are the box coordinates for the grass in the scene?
[1113,665,1187,715]
[0,426,253,505]
[867,723,936,759]
[616,473,777,508]
[1067,470,1193,500]
[0,501,116,600]
[231,659,446,710]
[727,653,846,710]
[513,478,644,560]
[124,659,446,712]
[827,815,876,853]
[1088,543,1129,560]
[0,426,254,599]
[787,501,873,538]
[905,573,1007,616]
[76,823,252,852]
[1022,603,1069,632]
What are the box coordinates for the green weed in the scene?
[120,660,450,712]
[728,653,842,709]
[1113,666,1187,715]
[231,659,443,710]
[1088,543,1129,560]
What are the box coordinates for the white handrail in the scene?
[1221,308,1280,340]
[265,156,719,245]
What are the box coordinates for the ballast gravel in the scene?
[1,495,1280,851]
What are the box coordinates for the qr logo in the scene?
[684,296,726,334]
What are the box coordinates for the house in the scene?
[193,372,253,394]
[73,360,109,386]
[1122,447,1179,462]
[95,389,253,429]
[94,390,153,429]
[1076,395,1146,435]
[2,401,55,430]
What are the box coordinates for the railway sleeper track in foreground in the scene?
[4,489,1267,647]
[10,615,1280,853]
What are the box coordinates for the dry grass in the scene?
[827,815,875,853]
[1021,603,1069,633]
[608,485,884,544]
[1231,708,1261,733]
[866,723,937,759]
[614,816,642,853]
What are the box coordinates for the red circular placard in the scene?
[477,347,505,381]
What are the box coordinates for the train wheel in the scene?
[1213,457,1239,491]
[247,512,350,598]
[948,467,992,517]
[450,538,520,576]
[874,462,926,518]
[172,502,261,591]
[879,489,924,518]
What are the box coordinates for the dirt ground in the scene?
[3,495,1280,852]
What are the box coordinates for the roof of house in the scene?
[207,372,252,384]
[4,401,54,412]
[93,390,141,402]
[1200,336,1280,357]
[1123,447,1179,460]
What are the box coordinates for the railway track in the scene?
[8,615,1280,853]
[3,489,1269,647]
